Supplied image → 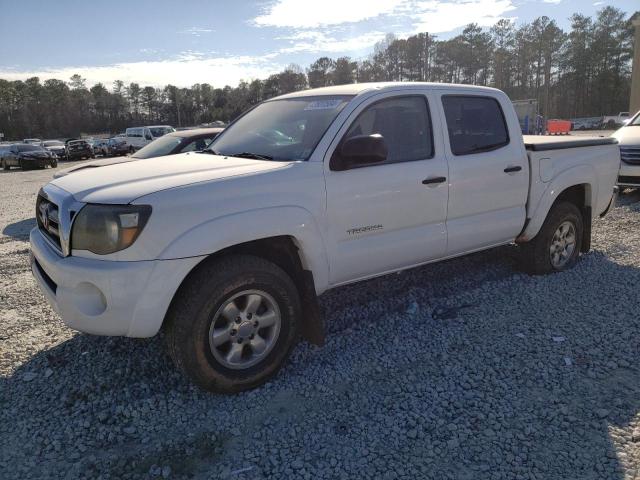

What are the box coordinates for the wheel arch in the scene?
[519,165,596,245]
[162,234,326,345]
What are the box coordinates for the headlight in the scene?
[71,204,151,254]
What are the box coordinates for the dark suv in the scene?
[65,139,94,160]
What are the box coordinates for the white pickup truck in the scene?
[30,82,619,393]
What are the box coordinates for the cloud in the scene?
[0,54,282,89]
[412,0,517,33]
[254,0,405,28]
[278,30,387,53]
[179,27,214,36]
[256,0,518,53]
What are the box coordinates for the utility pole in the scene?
[631,18,640,114]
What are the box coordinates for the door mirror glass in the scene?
[332,134,388,171]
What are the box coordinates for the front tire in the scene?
[165,254,301,393]
[520,202,583,275]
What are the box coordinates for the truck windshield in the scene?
[208,96,353,161]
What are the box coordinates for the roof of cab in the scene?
[273,82,502,100]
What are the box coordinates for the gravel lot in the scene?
[2,161,640,479]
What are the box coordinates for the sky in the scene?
[0,0,637,89]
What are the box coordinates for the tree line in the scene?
[0,6,636,140]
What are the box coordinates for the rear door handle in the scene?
[504,166,522,173]
[422,176,447,185]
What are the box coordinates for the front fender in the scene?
[158,206,330,293]
[519,164,596,242]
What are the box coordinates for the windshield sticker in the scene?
[304,99,344,111]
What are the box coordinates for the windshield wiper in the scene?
[198,149,220,155]
[227,152,274,160]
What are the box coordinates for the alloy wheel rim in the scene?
[550,220,576,268]
[208,289,281,370]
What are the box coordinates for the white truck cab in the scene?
[124,125,174,152]
[30,83,620,393]
[613,111,640,189]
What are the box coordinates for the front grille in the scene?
[620,146,640,165]
[36,194,62,251]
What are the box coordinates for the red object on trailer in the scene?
[546,119,572,135]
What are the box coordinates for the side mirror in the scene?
[330,134,388,171]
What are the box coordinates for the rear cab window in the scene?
[442,95,509,156]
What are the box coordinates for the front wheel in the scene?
[50,159,58,168]
[165,254,301,393]
[519,202,583,275]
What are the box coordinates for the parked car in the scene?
[41,140,67,160]
[106,137,129,156]
[91,139,109,156]
[613,110,640,190]
[132,127,222,159]
[30,82,619,393]
[571,117,603,131]
[65,139,94,160]
[2,143,57,170]
[124,125,175,152]
[53,128,223,178]
[603,112,631,129]
[23,138,42,144]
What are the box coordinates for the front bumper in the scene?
[30,227,204,337]
[21,157,52,168]
[618,162,640,187]
[67,150,92,159]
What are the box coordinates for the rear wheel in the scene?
[51,158,58,168]
[1,159,8,170]
[520,202,583,275]
[165,254,301,393]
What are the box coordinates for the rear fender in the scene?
[518,165,596,242]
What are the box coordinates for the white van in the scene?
[124,125,175,152]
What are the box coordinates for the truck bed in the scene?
[523,135,617,152]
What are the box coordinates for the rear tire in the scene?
[1,159,8,170]
[165,254,301,393]
[519,202,583,275]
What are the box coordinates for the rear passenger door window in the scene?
[442,96,509,155]
[340,96,434,166]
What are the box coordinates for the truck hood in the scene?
[612,126,640,145]
[51,152,292,204]
[53,156,137,179]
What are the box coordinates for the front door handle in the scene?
[504,166,522,173]
[422,176,447,185]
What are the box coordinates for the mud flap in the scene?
[299,270,324,346]
[581,206,591,253]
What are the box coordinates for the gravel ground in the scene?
[1,163,640,480]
